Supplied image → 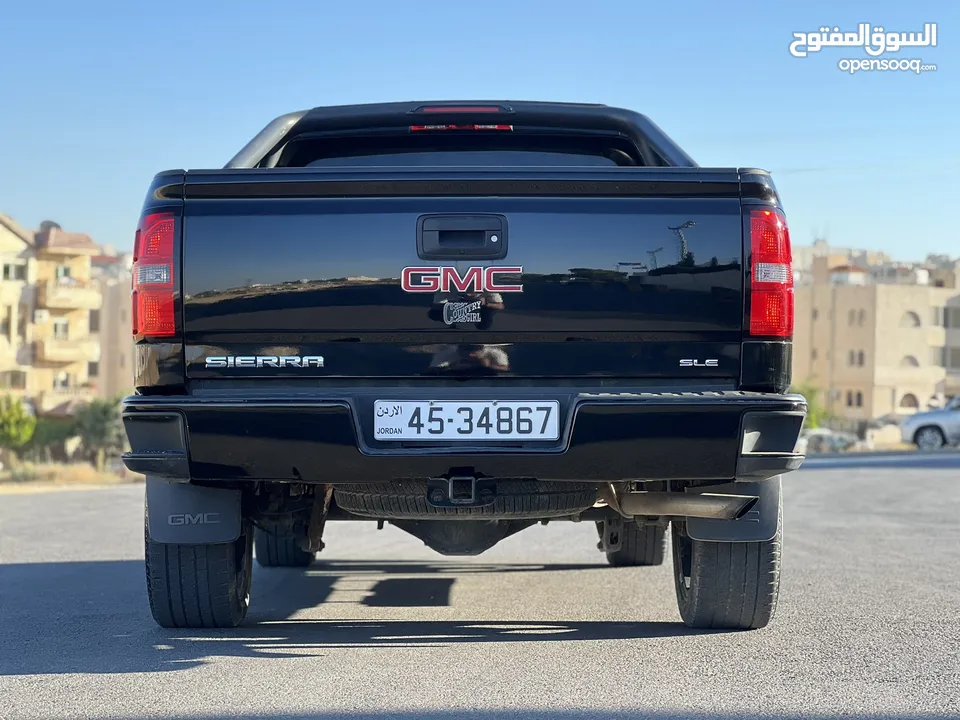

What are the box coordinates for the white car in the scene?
[900,396,960,450]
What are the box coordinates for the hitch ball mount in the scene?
[426,476,497,509]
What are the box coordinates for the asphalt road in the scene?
[1,462,959,720]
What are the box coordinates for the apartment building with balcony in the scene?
[31,222,102,415]
[0,214,105,417]
[0,214,36,402]
[793,257,960,421]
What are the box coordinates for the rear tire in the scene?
[914,425,946,450]
[254,530,315,568]
[603,522,666,567]
[671,514,781,631]
[145,517,253,629]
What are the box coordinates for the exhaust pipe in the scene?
[616,491,758,521]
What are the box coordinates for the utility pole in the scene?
[646,247,664,270]
[668,221,696,262]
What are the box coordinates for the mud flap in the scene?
[145,477,242,545]
[685,476,781,543]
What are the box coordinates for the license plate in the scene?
[373,400,560,441]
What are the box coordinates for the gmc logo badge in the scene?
[168,513,221,526]
[401,266,523,293]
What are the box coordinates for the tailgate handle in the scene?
[417,214,508,260]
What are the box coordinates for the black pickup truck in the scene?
[123,101,806,631]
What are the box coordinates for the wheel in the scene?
[144,516,253,629]
[602,522,666,567]
[670,515,781,631]
[914,425,946,450]
[254,529,315,568]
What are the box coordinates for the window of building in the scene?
[17,304,28,338]
[812,308,818,321]
[89,309,100,333]
[901,355,920,368]
[846,390,854,407]
[53,318,69,340]
[856,391,863,407]
[2,263,26,281]
[88,362,99,378]
[932,346,947,367]
[53,372,70,390]
[899,393,920,410]
[848,350,855,366]
[0,371,27,389]
[949,348,960,370]
[857,351,865,367]
[55,265,72,281]
[857,309,866,326]
[900,311,921,328]
[946,307,960,329]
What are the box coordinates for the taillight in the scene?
[131,211,176,338]
[748,208,794,337]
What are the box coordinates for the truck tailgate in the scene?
[181,169,745,380]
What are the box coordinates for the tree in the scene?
[791,381,830,429]
[23,416,77,463]
[0,395,37,465]
[74,398,125,471]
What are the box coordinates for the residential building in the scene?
[947,296,960,393]
[91,249,134,399]
[793,259,960,422]
[791,238,892,272]
[31,222,102,416]
[0,214,36,403]
[0,214,106,417]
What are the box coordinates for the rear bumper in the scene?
[121,389,806,484]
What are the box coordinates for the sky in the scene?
[0,0,955,261]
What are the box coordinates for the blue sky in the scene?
[0,0,954,261]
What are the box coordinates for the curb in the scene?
[804,449,960,460]
[0,480,144,496]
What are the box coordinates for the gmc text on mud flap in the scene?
[168,513,221,526]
